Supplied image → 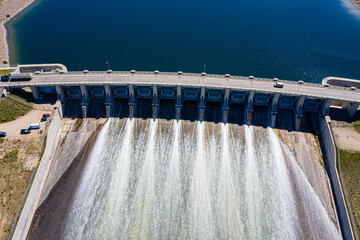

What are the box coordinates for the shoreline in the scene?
[0,0,37,68]
[351,0,360,9]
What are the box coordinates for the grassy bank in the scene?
[354,121,360,135]
[0,97,32,123]
[340,149,360,236]
[0,69,12,75]
[0,139,33,239]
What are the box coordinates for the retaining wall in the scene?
[319,115,354,240]
[12,102,62,240]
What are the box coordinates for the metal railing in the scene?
[27,70,359,91]
[1,71,360,103]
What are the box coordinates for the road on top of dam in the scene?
[2,72,360,103]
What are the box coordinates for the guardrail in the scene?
[0,86,4,103]
[1,71,360,103]
[1,70,356,92]
[3,80,358,103]
[44,70,355,91]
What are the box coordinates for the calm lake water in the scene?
[6,0,360,82]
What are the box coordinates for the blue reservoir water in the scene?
[6,0,360,82]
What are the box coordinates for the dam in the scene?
[3,65,359,239]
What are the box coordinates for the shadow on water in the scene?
[112,98,129,119]
[87,99,105,119]
[205,101,222,123]
[276,109,294,131]
[228,103,245,126]
[159,99,175,120]
[299,112,320,135]
[63,99,81,119]
[136,98,152,119]
[251,106,268,128]
[182,100,198,122]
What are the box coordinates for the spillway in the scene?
[58,118,340,239]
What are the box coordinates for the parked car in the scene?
[0,132,6,137]
[42,113,51,117]
[21,129,31,134]
[41,117,48,122]
[28,123,41,130]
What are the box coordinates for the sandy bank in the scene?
[351,0,360,9]
[0,0,36,68]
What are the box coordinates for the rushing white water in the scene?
[64,118,341,239]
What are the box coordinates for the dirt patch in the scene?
[331,122,360,152]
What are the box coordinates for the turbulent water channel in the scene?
[62,118,340,239]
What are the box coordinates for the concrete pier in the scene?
[105,85,112,118]
[270,93,280,127]
[128,85,135,119]
[246,91,255,125]
[321,99,332,116]
[295,96,306,131]
[345,102,360,118]
[55,86,65,102]
[222,89,230,123]
[30,86,40,100]
[175,86,182,121]
[199,87,206,122]
[80,85,89,118]
[152,85,158,119]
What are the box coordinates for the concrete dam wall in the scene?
[17,94,345,239]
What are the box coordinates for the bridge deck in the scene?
[2,72,360,103]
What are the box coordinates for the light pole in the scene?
[106,61,111,71]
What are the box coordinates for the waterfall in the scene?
[187,122,215,239]
[160,120,182,239]
[216,123,242,238]
[63,119,341,239]
[99,119,134,238]
[131,119,158,239]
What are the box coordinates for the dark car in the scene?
[42,113,51,117]
[41,117,48,122]
[0,132,6,137]
[1,74,10,82]
[20,129,31,134]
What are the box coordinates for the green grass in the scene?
[1,149,19,163]
[339,149,360,236]
[0,69,12,75]
[0,97,32,123]
[354,121,360,134]
[26,137,39,154]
